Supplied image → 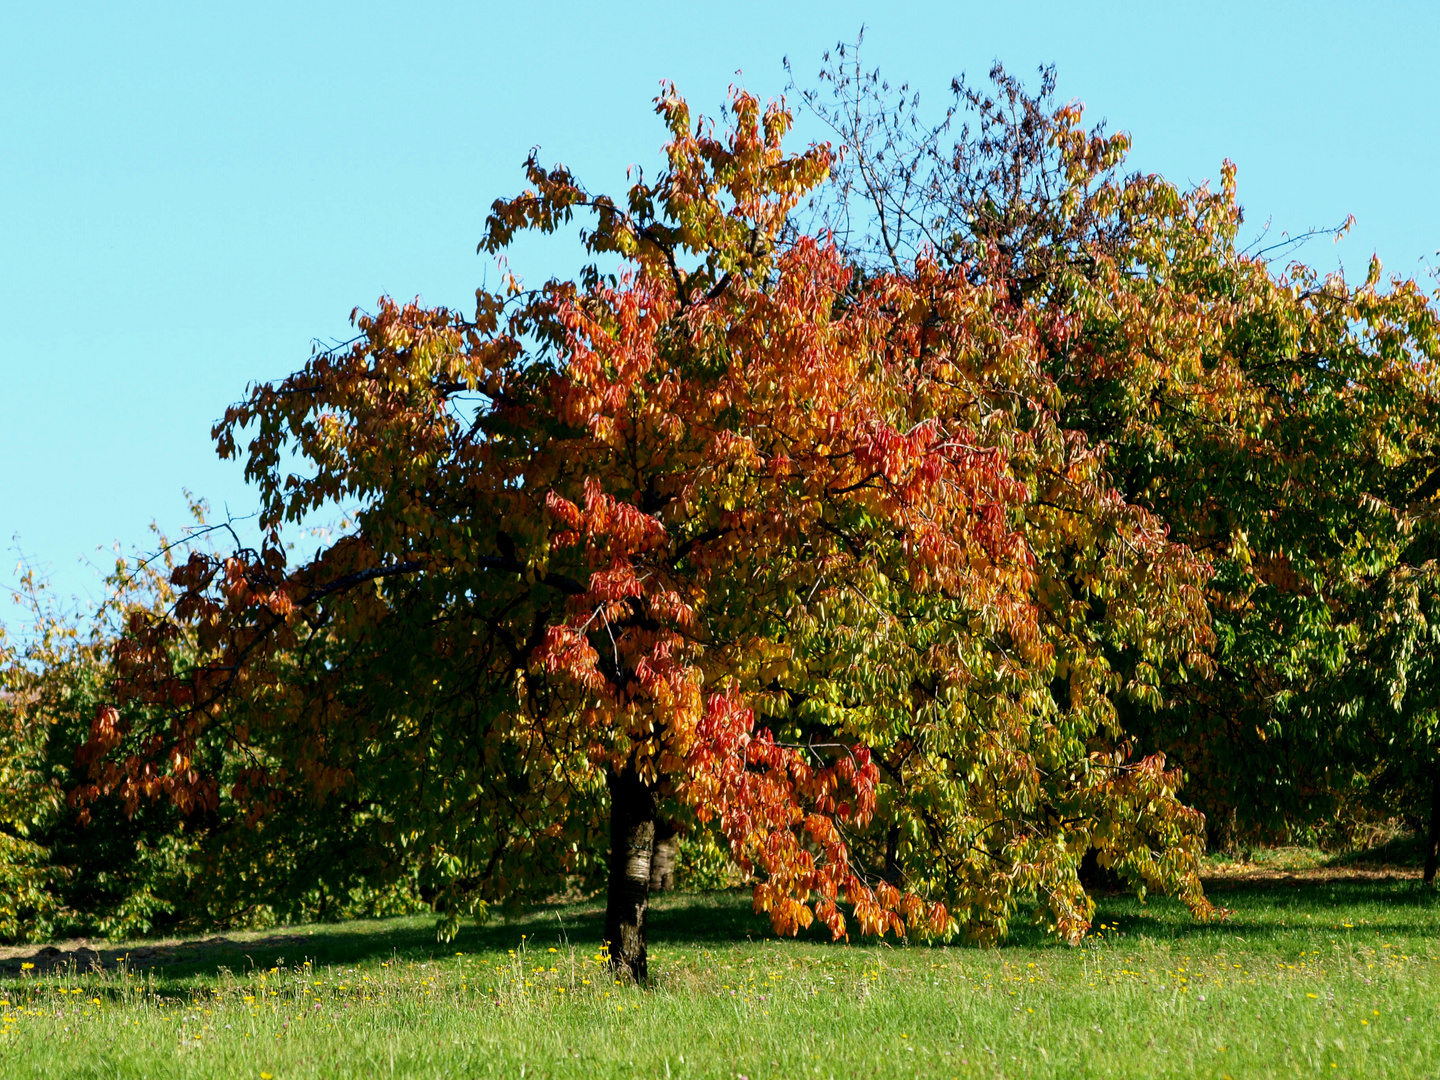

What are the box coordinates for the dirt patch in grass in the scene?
[1197,838,1430,890]
[1202,863,1423,891]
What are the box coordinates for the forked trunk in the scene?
[1425,762,1440,887]
[604,766,656,982]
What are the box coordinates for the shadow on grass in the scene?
[1325,832,1426,868]
[0,889,776,983]
[3,876,1436,983]
[1070,876,1440,950]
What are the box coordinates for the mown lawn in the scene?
[1,867,1437,1078]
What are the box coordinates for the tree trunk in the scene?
[1425,763,1440,887]
[883,824,901,884]
[1208,805,1240,858]
[649,820,678,892]
[604,766,656,982]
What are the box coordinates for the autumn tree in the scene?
[0,600,59,941]
[1,550,212,942]
[798,42,1440,866]
[1,525,442,943]
[81,83,1226,978]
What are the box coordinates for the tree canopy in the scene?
[10,58,1434,972]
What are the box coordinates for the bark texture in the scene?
[649,820,678,892]
[604,767,656,982]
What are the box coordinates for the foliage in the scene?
[0,560,198,942]
[0,538,435,944]
[796,41,1440,855]
[5,47,1433,959]
[79,82,1226,968]
[671,831,739,892]
[0,617,58,942]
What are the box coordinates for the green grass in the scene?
[1,877,1438,1078]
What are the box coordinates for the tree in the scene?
[0,590,60,942]
[82,83,1222,978]
[1,553,206,943]
[796,41,1440,864]
[0,525,444,944]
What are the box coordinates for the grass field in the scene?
[1,857,1436,1078]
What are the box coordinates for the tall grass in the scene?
[1,878,1436,1078]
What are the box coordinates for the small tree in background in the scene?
[0,555,202,943]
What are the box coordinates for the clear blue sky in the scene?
[4,1,1439,627]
